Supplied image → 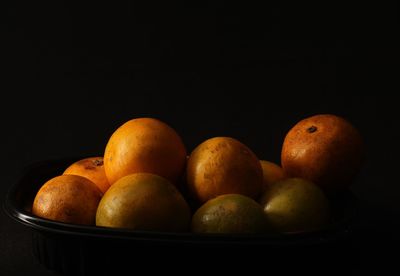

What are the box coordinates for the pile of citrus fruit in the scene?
[32,114,364,234]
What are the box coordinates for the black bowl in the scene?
[4,158,359,275]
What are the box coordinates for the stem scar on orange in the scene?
[281,114,365,193]
[63,157,110,194]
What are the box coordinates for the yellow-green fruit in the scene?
[260,178,330,233]
[96,173,191,232]
[192,194,270,234]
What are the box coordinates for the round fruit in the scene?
[96,173,191,232]
[191,194,269,234]
[281,114,364,192]
[260,160,286,191]
[104,118,187,185]
[63,157,110,193]
[32,175,102,225]
[187,137,263,204]
[260,178,330,233]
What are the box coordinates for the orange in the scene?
[104,118,187,185]
[32,175,102,225]
[260,178,330,233]
[281,114,364,192]
[191,194,269,234]
[186,137,263,204]
[63,157,110,193]
[96,173,191,232]
[260,160,286,191]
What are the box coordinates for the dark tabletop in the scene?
[2,2,399,275]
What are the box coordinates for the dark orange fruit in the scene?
[32,175,102,225]
[281,114,364,192]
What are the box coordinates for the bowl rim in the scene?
[3,157,358,246]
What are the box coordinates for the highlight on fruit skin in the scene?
[281,114,364,193]
[260,178,330,234]
[104,118,187,185]
[32,175,103,225]
[186,137,263,204]
[63,156,110,194]
[191,194,270,234]
[96,173,191,232]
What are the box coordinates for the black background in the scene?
[1,1,399,274]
